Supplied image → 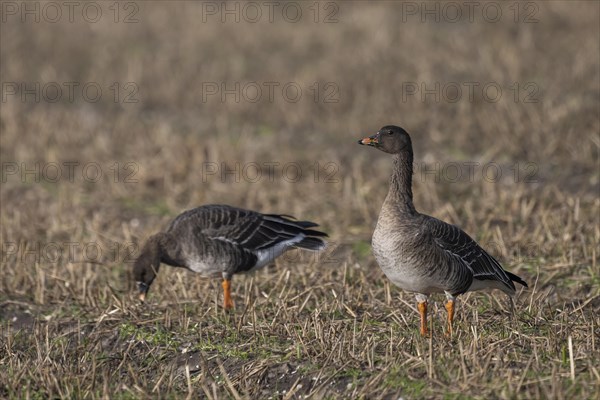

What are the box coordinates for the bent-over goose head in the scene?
[132,234,163,302]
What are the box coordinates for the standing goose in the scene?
[358,125,527,336]
[133,204,327,309]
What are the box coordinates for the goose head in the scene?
[132,236,162,302]
[358,125,412,155]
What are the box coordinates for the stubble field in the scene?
[1,2,599,399]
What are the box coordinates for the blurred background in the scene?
[1,1,599,398]
[2,1,597,273]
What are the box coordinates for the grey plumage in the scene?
[359,125,527,335]
[133,204,327,307]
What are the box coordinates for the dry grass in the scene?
[1,1,599,399]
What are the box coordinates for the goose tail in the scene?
[296,235,327,251]
[506,271,528,288]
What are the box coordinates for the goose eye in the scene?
[387,131,394,135]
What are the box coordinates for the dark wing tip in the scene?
[264,214,328,236]
[296,236,327,251]
[302,228,328,238]
[295,220,320,228]
[506,271,528,288]
[266,213,296,220]
[267,214,321,227]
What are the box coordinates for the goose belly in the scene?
[372,229,440,294]
[185,235,305,276]
[187,257,228,277]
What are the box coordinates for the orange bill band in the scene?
[358,135,379,145]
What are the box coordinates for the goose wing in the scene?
[168,204,326,252]
[424,216,517,293]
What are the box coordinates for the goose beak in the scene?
[137,281,149,302]
[358,133,379,146]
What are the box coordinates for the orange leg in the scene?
[417,301,428,337]
[445,299,455,336]
[222,279,234,310]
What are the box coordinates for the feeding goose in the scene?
[358,125,527,336]
[133,204,327,309]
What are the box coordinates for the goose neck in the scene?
[388,152,416,213]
